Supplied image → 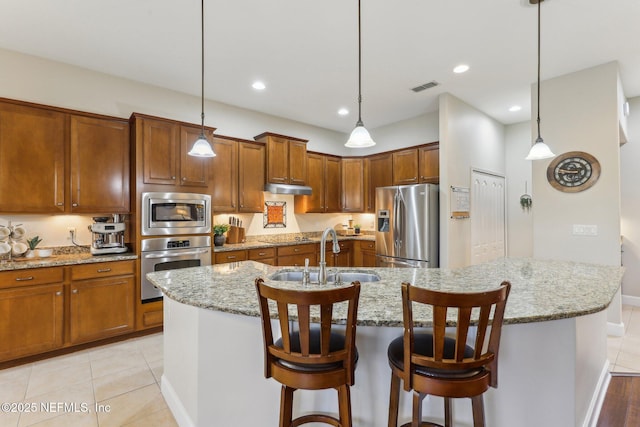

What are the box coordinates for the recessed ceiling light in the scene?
[252,81,266,90]
[453,64,469,74]
[509,105,522,112]
[338,108,349,116]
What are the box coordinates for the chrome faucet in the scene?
[319,227,340,284]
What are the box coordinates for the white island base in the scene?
[161,297,609,427]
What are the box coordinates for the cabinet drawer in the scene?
[248,247,276,260]
[358,240,376,251]
[71,260,135,281]
[277,244,315,257]
[215,250,248,264]
[0,267,64,289]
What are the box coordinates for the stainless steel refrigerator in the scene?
[375,183,439,268]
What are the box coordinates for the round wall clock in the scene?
[546,151,601,193]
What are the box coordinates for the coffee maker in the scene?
[89,216,127,255]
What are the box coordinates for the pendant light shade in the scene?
[525,0,554,161]
[345,0,375,148]
[188,0,215,158]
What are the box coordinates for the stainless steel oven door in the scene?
[141,237,211,302]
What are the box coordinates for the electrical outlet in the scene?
[67,227,76,240]
[572,224,598,236]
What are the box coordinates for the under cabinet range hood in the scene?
[264,183,312,195]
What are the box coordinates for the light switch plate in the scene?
[573,224,598,236]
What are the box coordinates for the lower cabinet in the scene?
[322,241,353,267]
[277,244,316,267]
[70,262,135,344]
[355,240,376,267]
[248,247,276,265]
[215,250,248,264]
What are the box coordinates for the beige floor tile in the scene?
[25,411,98,427]
[0,364,31,402]
[88,339,141,363]
[614,350,640,372]
[0,411,20,427]
[93,365,156,402]
[146,358,163,384]
[96,383,168,427]
[19,380,94,427]
[89,349,148,379]
[121,407,178,427]
[25,361,92,400]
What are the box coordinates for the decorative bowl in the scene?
[11,242,28,257]
[36,248,53,258]
[0,242,10,255]
[0,227,9,240]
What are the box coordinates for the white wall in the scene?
[505,121,534,257]
[621,96,640,300]
[438,93,505,268]
[531,62,621,267]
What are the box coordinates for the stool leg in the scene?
[280,385,295,427]
[412,391,425,427]
[471,395,485,427]
[388,373,401,427]
[444,397,452,427]
[337,384,352,427]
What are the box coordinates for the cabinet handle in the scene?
[72,203,78,207]
[57,202,64,206]
[172,176,176,180]
[182,177,187,181]
[97,268,112,273]
[15,276,34,281]
[258,252,266,256]
[294,248,300,252]
[227,256,236,260]
[72,289,78,294]
[56,291,62,296]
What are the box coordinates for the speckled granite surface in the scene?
[147,257,624,327]
[0,246,137,271]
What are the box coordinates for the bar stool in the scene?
[255,278,361,427]
[387,281,511,427]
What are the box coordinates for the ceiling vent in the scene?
[411,81,439,93]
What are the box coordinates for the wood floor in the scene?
[597,374,640,427]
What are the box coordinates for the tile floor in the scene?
[0,333,177,427]
[1,304,639,427]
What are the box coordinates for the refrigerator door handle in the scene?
[393,192,401,250]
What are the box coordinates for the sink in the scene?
[269,270,380,283]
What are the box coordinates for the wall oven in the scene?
[140,236,211,302]
[141,192,211,236]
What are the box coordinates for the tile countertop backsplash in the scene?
[214,231,375,252]
[0,246,137,271]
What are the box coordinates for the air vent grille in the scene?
[411,81,439,93]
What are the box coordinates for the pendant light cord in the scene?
[356,0,363,126]
[200,0,205,135]
[536,0,541,140]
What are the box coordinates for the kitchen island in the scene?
[147,258,624,427]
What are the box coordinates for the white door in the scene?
[471,170,506,265]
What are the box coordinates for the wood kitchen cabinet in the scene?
[354,240,376,267]
[214,249,248,264]
[210,136,238,212]
[70,115,130,213]
[341,158,365,212]
[0,267,64,362]
[255,132,308,186]
[295,153,341,213]
[322,240,353,267]
[248,247,276,265]
[135,114,214,189]
[419,142,439,184]
[238,140,265,213]
[392,148,420,185]
[0,100,66,213]
[277,243,316,267]
[69,261,135,344]
[365,153,393,212]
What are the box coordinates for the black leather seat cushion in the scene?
[388,333,480,378]
[275,327,358,371]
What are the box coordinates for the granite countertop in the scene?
[0,247,137,271]
[146,257,625,327]
[213,233,375,252]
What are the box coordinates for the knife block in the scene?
[226,226,245,244]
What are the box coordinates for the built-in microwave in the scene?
[141,192,211,236]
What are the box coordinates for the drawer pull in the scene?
[55,291,62,296]
[227,256,236,260]
[15,276,34,281]
[258,252,266,256]
[97,268,112,273]
[294,249,300,252]
[72,289,78,294]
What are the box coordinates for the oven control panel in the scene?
[167,240,191,249]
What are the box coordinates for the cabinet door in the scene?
[211,137,238,212]
[341,158,364,212]
[0,102,66,213]
[70,116,130,213]
[288,140,307,186]
[214,250,248,264]
[70,276,134,344]
[0,283,64,361]
[266,135,289,184]
[366,153,393,212]
[392,148,419,185]
[238,142,265,213]
[419,143,439,184]
[180,125,212,187]
[298,153,325,213]
[142,118,178,185]
[325,156,342,212]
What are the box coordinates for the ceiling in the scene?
[1,0,638,134]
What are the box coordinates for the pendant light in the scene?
[345,0,375,148]
[188,0,216,157]
[525,0,554,161]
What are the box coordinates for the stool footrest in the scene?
[399,422,444,427]
[292,413,341,427]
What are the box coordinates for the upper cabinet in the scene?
[237,140,265,213]
[392,143,440,186]
[341,158,364,212]
[210,136,238,213]
[254,132,308,186]
[419,143,439,184]
[134,114,214,189]
[70,115,130,213]
[365,153,393,213]
[0,99,130,214]
[295,153,340,213]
